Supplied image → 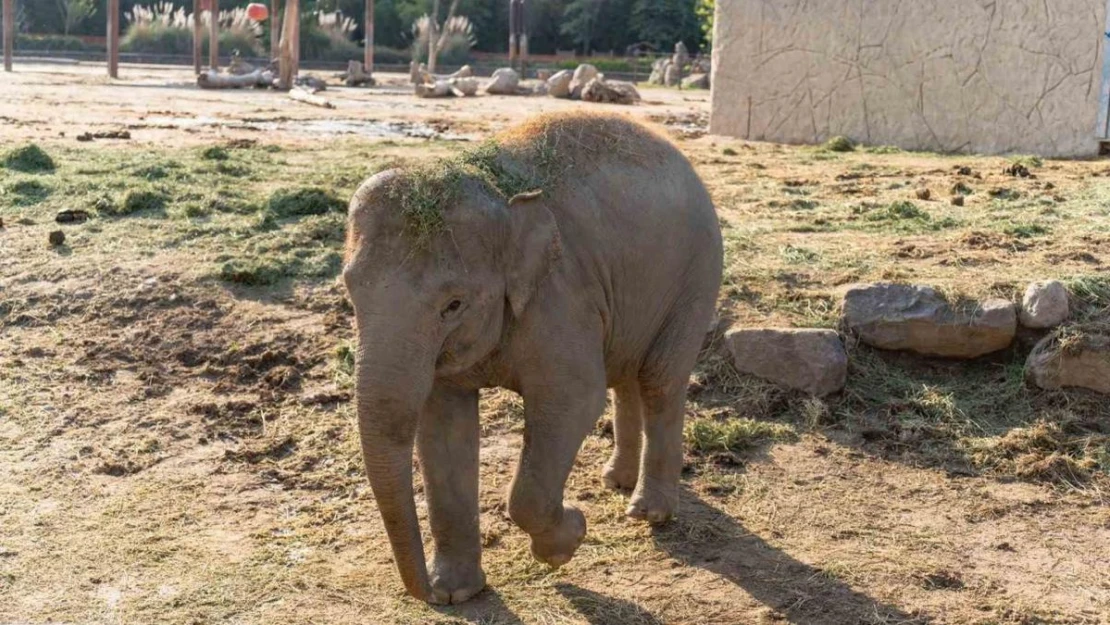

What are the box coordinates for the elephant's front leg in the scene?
[508,369,607,568]
[416,384,485,604]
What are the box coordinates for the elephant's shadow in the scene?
[448,489,929,625]
[646,488,931,625]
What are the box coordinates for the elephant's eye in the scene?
[441,299,463,319]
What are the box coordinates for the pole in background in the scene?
[193,0,202,74]
[518,0,527,77]
[209,0,219,69]
[2,0,13,73]
[364,0,374,73]
[508,0,518,71]
[107,0,120,78]
[271,0,281,60]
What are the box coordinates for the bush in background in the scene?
[411,15,475,66]
[14,34,90,52]
[121,2,263,57]
[299,10,361,62]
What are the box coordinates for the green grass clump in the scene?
[201,146,230,161]
[4,179,51,205]
[3,144,55,173]
[722,147,738,156]
[121,189,168,215]
[863,145,902,154]
[821,136,855,153]
[218,251,342,286]
[267,188,345,218]
[685,417,797,454]
[1010,155,1043,168]
[1004,223,1050,239]
[95,189,168,216]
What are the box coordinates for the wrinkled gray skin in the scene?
[343,116,723,604]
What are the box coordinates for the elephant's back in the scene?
[502,113,723,379]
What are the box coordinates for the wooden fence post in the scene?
[107,0,120,78]
[364,0,374,73]
[270,0,281,61]
[209,0,219,70]
[2,0,13,73]
[193,0,202,74]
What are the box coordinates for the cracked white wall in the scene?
[710,0,1108,156]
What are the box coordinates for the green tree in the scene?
[630,0,698,52]
[694,0,712,48]
[54,0,96,35]
[560,0,603,54]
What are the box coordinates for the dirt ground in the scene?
[1,63,1108,625]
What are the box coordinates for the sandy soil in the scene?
[1,62,1108,625]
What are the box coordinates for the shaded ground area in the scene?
[1,63,1108,625]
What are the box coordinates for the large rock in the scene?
[485,68,520,95]
[569,64,599,99]
[843,283,1017,358]
[1020,280,1070,329]
[547,69,573,98]
[648,58,670,85]
[580,78,641,105]
[664,63,682,87]
[682,73,710,89]
[1026,327,1110,394]
[724,328,848,396]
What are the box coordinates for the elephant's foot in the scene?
[529,505,586,568]
[601,456,639,491]
[626,479,677,525]
[429,556,486,605]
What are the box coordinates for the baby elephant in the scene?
[343,112,723,603]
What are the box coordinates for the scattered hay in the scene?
[267,187,345,218]
[95,189,168,216]
[684,416,797,455]
[3,143,56,173]
[966,418,1108,486]
[4,179,51,205]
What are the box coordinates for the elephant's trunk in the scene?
[355,329,436,601]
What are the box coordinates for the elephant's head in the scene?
[342,167,560,600]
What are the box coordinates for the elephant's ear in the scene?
[505,190,561,318]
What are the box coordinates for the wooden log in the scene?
[192,0,202,75]
[3,0,13,72]
[107,0,120,78]
[209,0,219,70]
[197,68,271,89]
[364,0,374,73]
[289,87,333,108]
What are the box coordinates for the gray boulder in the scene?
[569,63,599,99]
[485,67,520,95]
[648,58,670,85]
[1020,280,1070,329]
[1026,327,1110,394]
[681,73,710,89]
[664,62,681,87]
[546,69,573,98]
[724,328,848,396]
[843,283,1016,358]
[581,78,641,105]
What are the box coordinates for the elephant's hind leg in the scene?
[417,385,486,604]
[626,312,708,524]
[601,381,643,491]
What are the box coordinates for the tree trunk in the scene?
[107,0,120,78]
[427,0,439,74]
[192,0,202,74]
[3,0,13,73]
[270,0,281,60]
[208,0,219,70]
[364,0,374,73]
[278,0,299,89]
